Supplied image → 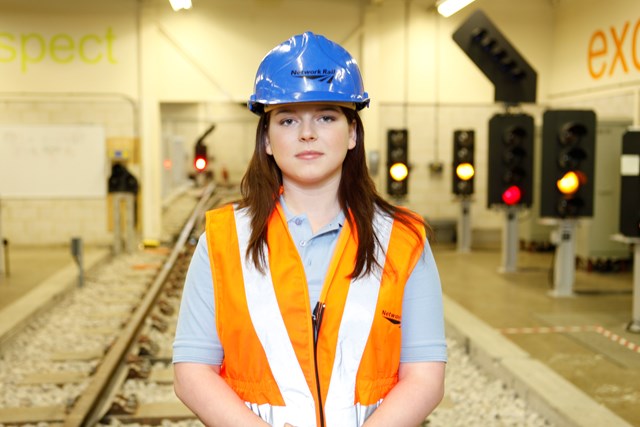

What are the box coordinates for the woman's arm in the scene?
[174,362,270,427]
[362,361,445,427]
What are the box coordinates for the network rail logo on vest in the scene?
[382,309,401,326]
[291,68,336,84]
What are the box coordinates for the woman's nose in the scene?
[299,120,317,142]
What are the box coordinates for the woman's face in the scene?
[266,103,356,190]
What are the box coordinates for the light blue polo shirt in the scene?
[173,200,447,365]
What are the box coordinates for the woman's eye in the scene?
[319,115,336,122]
[279,118,294,126]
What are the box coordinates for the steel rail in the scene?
[63,182,217,427]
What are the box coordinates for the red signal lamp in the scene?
[195,157,207,171]
[502,185,521,205]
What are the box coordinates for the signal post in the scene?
[487,112,535,273]
[452,130,475,253]
[452,9,538,271]
[614,130,640,332]
[540,110,597,296]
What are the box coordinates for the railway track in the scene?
[0,183,238,427]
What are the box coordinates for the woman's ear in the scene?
[265,135,273,155]
[348,120,357,150]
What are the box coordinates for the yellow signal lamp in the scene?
[556,171,582,195]
[389,162,409,182]
[456,162,475,181]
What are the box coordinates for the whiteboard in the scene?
[0,125,107,198]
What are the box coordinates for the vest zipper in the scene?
[312,301,326,427]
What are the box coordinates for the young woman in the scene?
[173,31,447,427]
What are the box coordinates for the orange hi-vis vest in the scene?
[205,203,425,427]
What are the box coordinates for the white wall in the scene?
[153,0,364,102]
[0,0,137,97]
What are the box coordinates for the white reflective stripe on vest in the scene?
[323,211,392,426]
[234,206,394,427]
[235,207,316,427]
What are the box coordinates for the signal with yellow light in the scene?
[387,129,409,197]
[487,113,534,207]
[540,110,596,218]
[452,130,475,196]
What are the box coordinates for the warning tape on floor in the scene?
[500,325,599,334]
[499,325,640,354]
[595,326,640,353]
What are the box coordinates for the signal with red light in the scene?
[194,142,208,172]
[487,113,534,208]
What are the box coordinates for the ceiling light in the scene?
[436,0,476,17]
[169,0,192,11]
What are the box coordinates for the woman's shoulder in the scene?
[380,205,427,243]
[205,203,243,225]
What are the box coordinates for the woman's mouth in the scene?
[296,150,323,160]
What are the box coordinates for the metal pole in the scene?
[124,193,136,253]
[2,239,8,276]
[71,237,84,288]
[500,206,518,273]
[551,219,576,297]
[629,243,640,333]
[112,193,123,255]
[458,198,471,253]
[0,199,4,276]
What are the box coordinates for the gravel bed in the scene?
[0,252,164,409]
[423,340,552,427]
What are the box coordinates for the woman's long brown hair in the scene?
[238,107,430,278]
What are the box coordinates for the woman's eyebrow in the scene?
[273,109,294,115]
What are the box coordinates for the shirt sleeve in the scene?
[172,232,224,365]
[400,239,448,363]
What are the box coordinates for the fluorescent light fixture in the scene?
[436,0,476,17]
[169,0,192,11]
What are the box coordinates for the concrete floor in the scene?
[0,240,638,426]
[0,245,83,309]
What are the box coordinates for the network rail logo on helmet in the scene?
[291,68,336,83]
[248,31,370,115]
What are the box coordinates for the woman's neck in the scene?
[282,182,341,234]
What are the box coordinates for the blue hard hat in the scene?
[248,31,370,114]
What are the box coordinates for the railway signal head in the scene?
[540,110,596,218]
[387,129,409,197]
[619,131,640,237]
[487,113,534,208]
[452,130,475,196]
[194,143,208,172]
